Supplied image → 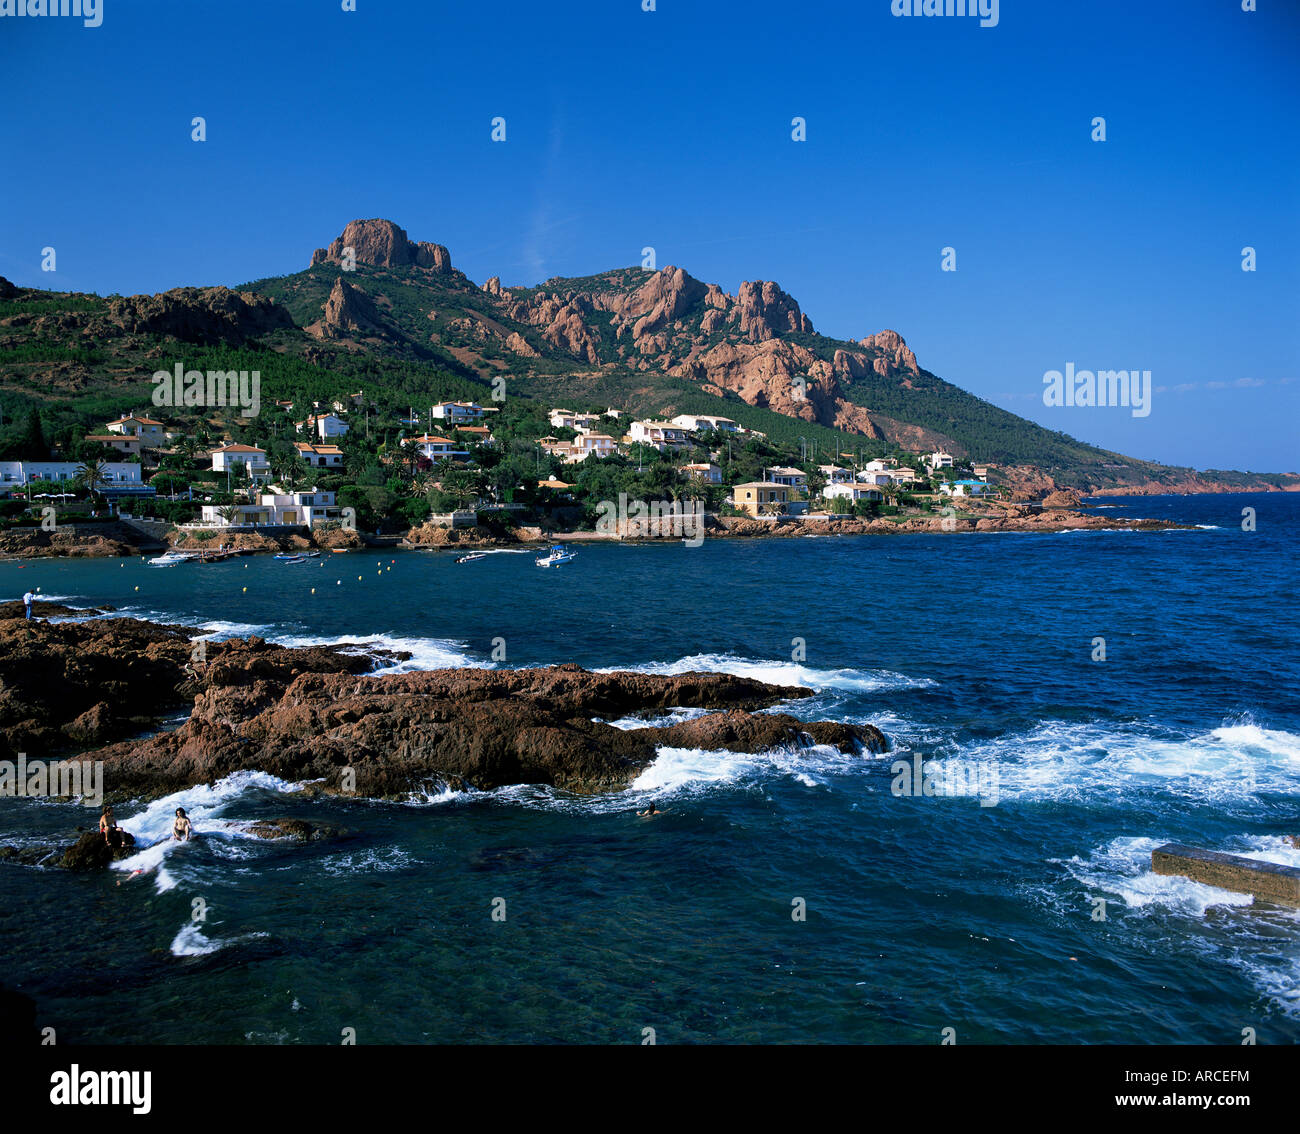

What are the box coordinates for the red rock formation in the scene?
[311,219,453,274]
[735,280,814,342]
[308,277,385,340]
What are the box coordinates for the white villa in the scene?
[939,480,994,497]
[670,414,741,434]
[540,432,617,464]
[0,461,144,490]
[823,483,884,504]
[924,450,954,470]
[210,443,270,475]
[105,414,166,444]
[628,421,691,452]
[407,435,470,462]
[856,470,894,486]
[199,489,340,527]
[549,409,605,431]
[430,402,494,426]
[818,465,855,484]
[299,413,350,441]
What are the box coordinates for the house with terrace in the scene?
[823,483,884,505]
[294,442,345,469]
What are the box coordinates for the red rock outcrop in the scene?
[311,219,453,274]
[307,277,386,340]
[75,659,884,798]
[735,280,814,342]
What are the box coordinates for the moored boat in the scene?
[148,550,197,567]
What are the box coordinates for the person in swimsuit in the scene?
[99,806,123,849]
[636,802,660,817]
[172,807,193,841]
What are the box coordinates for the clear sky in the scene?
[2,0,1296,472]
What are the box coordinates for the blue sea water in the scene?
[0,492,1297,1044]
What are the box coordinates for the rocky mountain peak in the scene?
[310,219,453,274]
[736,280,813,342]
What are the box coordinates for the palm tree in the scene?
[218,504,242,528]
[274,456,309,491]
[76,456,107,507]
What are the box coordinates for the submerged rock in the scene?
[244,817,346,841]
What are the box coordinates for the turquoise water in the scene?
[1,493,1298,1043]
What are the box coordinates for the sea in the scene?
[0,492,1297,1045]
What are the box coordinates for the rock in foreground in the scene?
[69,653,885,797]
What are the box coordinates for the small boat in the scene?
[273,553,304,561]
[535,544,576,567]
[148,550,197,567]
[331,548,350,554]
[455,552,488,564]
[298,551,321,559]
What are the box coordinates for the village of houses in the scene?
[0,393,1004,547]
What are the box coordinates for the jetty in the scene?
[1151,843,1300,908]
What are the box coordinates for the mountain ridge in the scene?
[0,216,1293,495]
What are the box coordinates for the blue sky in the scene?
[2,0,1296,472]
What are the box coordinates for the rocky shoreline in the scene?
[0,499,1191,560]
[0,605,886,869]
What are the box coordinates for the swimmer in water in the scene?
[172,807,193,841]
[636,802,660,817]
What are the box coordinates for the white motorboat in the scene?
[148,550,197,566]
[535,544,576,567]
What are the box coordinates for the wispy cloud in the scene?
[521,112,568,283]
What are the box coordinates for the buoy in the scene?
[311,588,315,594]
[336,580,341,585]
[242,587,247,593]
[134,585,138,591]
[357,576,362,581]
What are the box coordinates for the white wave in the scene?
[596,653,934,694]
[109,839,177,893]
[949,716,1300,805]
[194,620,275,639]
[1058,836,1300,1017]
[600,707,710,730]
[401,782,466,806]
[631,743,853,794]
[117,770,306,845]
[169,924,269,957]
[1210,723,1300,764]
[1060,836,1254,916]
[271,632,480,674]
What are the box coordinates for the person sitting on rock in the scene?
[99,806,124,849]
[172,808,193,841]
